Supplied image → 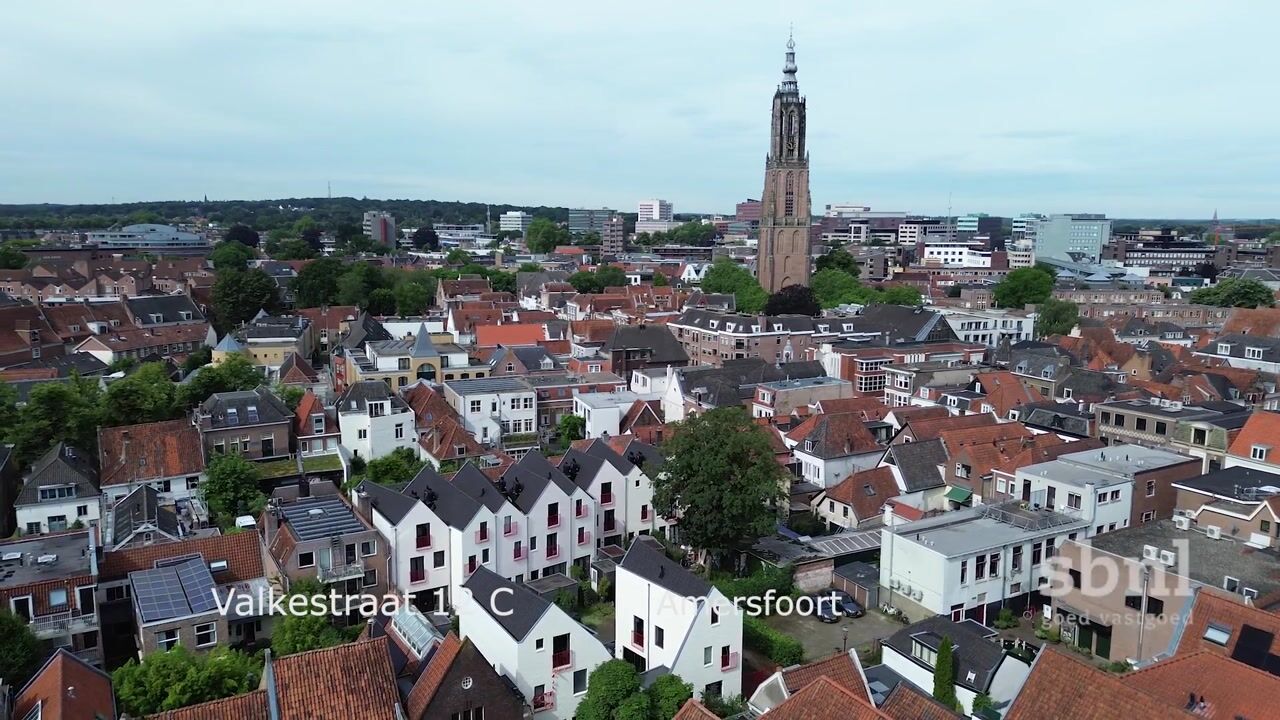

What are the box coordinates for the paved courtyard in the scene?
[764,608,905,661]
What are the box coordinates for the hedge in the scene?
[713,564,794,602]
[743,616,804,666]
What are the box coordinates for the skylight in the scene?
[1203,623,1231,646]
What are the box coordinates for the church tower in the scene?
[756,32,812,294]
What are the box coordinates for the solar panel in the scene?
[1231,624,1274,669]
[130,556,221,623]
[177,557,220,614]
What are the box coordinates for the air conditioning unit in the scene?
[902,585,913,597]
[1173,516,1191,531]
[891,579,901,590]
[913,589,923,601]
[1205,526,1222,540]
[1142,545,1159,560]
[1159,550,1176,567]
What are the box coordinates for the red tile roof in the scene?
[1176,589,1280,657]
[938,421,1032,451]
[294,390,336,438]
[824,467,900,521]
[769,676,889,720]
[786,412,880,456]
[441,279,492,297]
[101,531,264,583]
[76,322,210,352]
[813,396,892,418]
[879,682,962,720]
[98,418,206,487]
[780,651,872,703]
[474,323,546,347]
[1222,307,1280,338]
[570,319,617,342]
[972,371,1037,417]
[13,649,116,720]
[1122,650,1280,720]
[1006,648,1187,720]
[1226,410,1280,460]
[272,637,401,720]
[672,699,720,720]
[885,405,950,427]
[147,690,269,719]
[406,633,463,719]
[901,412,995,441]
[296,306,358,332]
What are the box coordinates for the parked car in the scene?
[831,590,865,618]
[811,593,839,623]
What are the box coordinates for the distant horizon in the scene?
[3,3,1278,216]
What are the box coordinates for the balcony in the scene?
[631,629,645,649]
[546,545,561,560]
[30,610,98,638]
[552,649,573,670]
[503,520,519,537]
[317,561,365,583]
[513,546,527,561]
[577,531,591,546]
[475,527,490,544]
[415,534,432,550]
[721,651,739,671]
[501,432,539,450]
[600,492,615,507]
[547,513,560,529]
[532,691,555,712]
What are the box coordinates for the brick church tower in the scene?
[756,33,812,294]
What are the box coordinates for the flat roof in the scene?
[891,506,1088,557]
[1060,444,1196,475]
[1091,519,1280,597]
[1095,399,1237,419]
[0,531,93,585]
[574,390,661,409]
[443,376,533,394]
[757,376,852,391]
[1018,460,1130,489]
[1174,466,1280,499]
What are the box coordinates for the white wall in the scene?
[16,497,101,535]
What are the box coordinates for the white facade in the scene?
[921,242,992,268]
[630,369,670,397]
[444,378,538,447]
[1034,214,1111,262]
[16,494,101,536]
[938,309,1037,347]
[791,445,882,489]
[87,223,209,252]
[637,199,673,222]
[573,391,661,439]
[337,397,417,461]
[500,211,533,234]
[882,635,1031,715]
[1013,465,1132,537]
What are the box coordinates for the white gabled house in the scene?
[498,452,597,579]
[564,437,672,545]
[614,536,743,700]
[459,566,611,719]
[353,474,458,613]
[337,380,417,462]
[15,442,101,535]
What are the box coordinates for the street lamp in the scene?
[842,626,849,652]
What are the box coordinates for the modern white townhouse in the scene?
[444,376,540,457]
[498,452,597,578]
[336,380,418,462]
[614,536,743,700]
[881,616,1031,715]
[562,437,672,544]
[460,567,612,719]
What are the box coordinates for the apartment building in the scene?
[668,309,815,367]
[0,530,102,664]
[444,377,539,455]
[265,494,389,606]
[938,308,1037,348]
[750,376,852,418]
[193,387,294,461]
[883,361,977,408]
[1172,466,1280,550]
[1094,398,1249,450]
[98,418,207,507]
[812,341,986,398]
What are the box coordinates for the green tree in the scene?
[526,217,569,254]
[291,257,345,307]
[393,278,432,315]
[487,269,517,294]
[568,270,604,294]
[764,284,821,316]
[272,579,349,656]
[558,414,586,442]
[0,241,31,269]
[6,374,102,465]
[878,285,923,306]
[655,408,787,560]
[212,268,279,331]
[209,241,255,271]
[102,362,179,426]
[176,354,264,408]
[595,264,628,289]
[576,660,643,720]
[1267,230,1280,245]
[181,345,212,374]
[932,637,959,710]
[275,384,305,411]
[0,611,42,690]
[1189,278,1276,308]
[810,269,861,308]
[367,287,397,315]
[411,225,440,251]
[646,674,693,720]
[364,447,426,485]
[815,248,860,277]
[224,224,260,247]
[336,262,388,308]
[1037,298,1080,337]
[445,248,472,265]
[113,646,260,717]
[203,453,266,526]
[272,238,317,260]
[993,266,1054,309]
[652,271,669,287]
[300,226,324,251]
[701,258,767,313]
[615,693,651,720]
[518,262,543,273]
[578,230,602,246]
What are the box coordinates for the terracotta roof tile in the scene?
[1122,650,1280,720]
[824,467,900,521]
[813,396,892,418]
[672,699,720,720]
[902,413,995,441]
[147,690,270,719]
[13,649,116,720]
[972,371,1037,417]
[1176,589,1280,657]
[938,422,1032,452]
[296,306,358,332]
[769,676,888,720]
[272,637,401,720]
[99,419,206,487]
[786,412,880,456]
[406,633,463,719]
[780,651,871,703]
[1226,410,1280,461]
[1222,307,1280,338]
[474,323,546,347]
[885,406,950,427]
[879,682,962,720]
[101,531,264,583]
[1006,648,1187,720]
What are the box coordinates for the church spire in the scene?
[781,29,798,94]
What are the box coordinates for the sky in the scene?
[2,1,1277,218]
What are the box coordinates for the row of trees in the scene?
[634,221,720,247]
[1188,277,1275,308]
[568,265,629,294]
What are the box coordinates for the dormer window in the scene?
[804,440,814,452]
[1218,343,1232,354]
[225,408,239,425]
[911,638,938,667]
[772,324,783,331]
[246,405,259,423]
[1251,444,1270,461]
[708,320,719,330]
[506,363,515,372]
[1041,367,1053,378]
[180,311,193,320]
[150,313,163,323]
[1246,347,1264,360]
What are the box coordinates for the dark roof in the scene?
[1174,465,1280,499]
[620,536,711,597]
[672,308,816,333]
[403,465,481,529]
[678,358,824,407]
[1016,403,1093,437]
[516,270,570,298]
[1201,334,1280,364]
[602,325,690,364]
[558,448,609,491]
[337,380,409,414]
[111,483,179,546]
[278,495,368,541]
[357,479,420,525]
[461,566,551,641]
[16,442,98,506]
[198,386,293,429]
[509,345,561,371]
[495,452,578,514]
[883,616,1006,693]
[340,311,393,349]
[23,351,109,377]
[451,463,509,512]
[884,439,946,492]
[126,294,205,325]
[838,304,956,343]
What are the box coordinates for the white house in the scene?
[353,475,459,613]
[444,376,538,451]
[573,390,662,439]
[630,368,670,397]
[336,380,418,461]
[1015,456,1133,537]
[566,437,671,544]
[15,443,101,535]
[879,497,1089,626]
[938,308,1037,349]
[881,616,1031,715]
[785,412,883,489]
[499,452,597,579]
[460,567,611,719]
[614,537,743,700]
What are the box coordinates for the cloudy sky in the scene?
[2,1,1276,218]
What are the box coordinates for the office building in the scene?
[956,214,1004,237]
[1034,214,1111,262]
[602,214,625,255]
[363,211,397,247]
[499,211,532,235]
[1011,214,1044,241]
[735,199,762,225]
[568,208,615,235]
[86,224,210,253]
[637,199,673,222]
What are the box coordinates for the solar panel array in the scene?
[280,495,367,541]
[130,557,220,623]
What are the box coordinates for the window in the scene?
[1252,445,1269,461]
[1247,347,1264,360]
[106,584,131,602]
[975,554,987,580]
[1224,576,1240,593]
[911,639,938,668]
[1067,493,1081,510]
[1011,545,1023,572]
[1135,418,1148,432]
[156,628,179,651]
[298,552,315,568]
[1142,510,1155,522]
[710,607,719,626]
[395,423,405,439]
[655,626,665,648]
[1069,569,1082,589]
[195,622,217,647]
[48,588,68,607]
[703,646,713,666]
[361,540,377,556]
[1110,490,1121,502]
[358,428,368,440]
[1155,421,1167,435]
[1203,623,1232,646]
[362,568,378,588]
[434,551,445,568]
[469,400,481,413]
[1146,480,1156,497]
[960,559,968,584]
[1263,520,1272,533]
[1032,541,1043,566]
[574,668,588,695]
[989,552,1000,577]
[955,463,969,478]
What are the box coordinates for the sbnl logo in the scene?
[1038,538,1197,601]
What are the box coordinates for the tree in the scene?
[273,238,317,260]
[0,611,41,690]
[300,226,324,250]
[393,278,432,315]
[993,266,1054,309]
[526,217,569,254]
[646,674,693,720]
[1193,261,1219,281]
[810,269,861,308]
[814,248,860,277]
[518,262,543,273]
[275,384,305,411]
[291,257,345,307]
[595,265,628,290]
[272,579,349,656]
[209,241,255,271]
[102,362,179,426]
[933,637,958,710]
[203,453,266,526]
[653,271,669,287]
[487,269,517,294]
[6,374,102,466]
[765,284,821,316]
[615,693,651,720]
[1189,278,1276,308]
[113,646,261,717]
[445,248,472,265]
[367,287,397,315]
[363,447,426,486]
[212,268,279,331]
[578,230,602,246]
[224,224,260,247]
[655,408,787,559]
[411,225,440,251]
[568,270,604,294]
[176,354,263,408]
[181,345,212,374]
[336,262,388,308]
[576,660,643,720]
[558,414,585,442]
[0,241,29,269]
[1037,298,1079,338]
[701,258,767,313]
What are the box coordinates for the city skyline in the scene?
[3,1,1277,217]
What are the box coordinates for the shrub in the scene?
[994,607,1020,629]
[786,511,828,536]
[743,616,804,666]
[702,693,747,718]
[713,564,794,604]
[1105,660,1130,674]
[972,692,994,713]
